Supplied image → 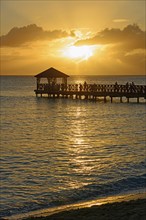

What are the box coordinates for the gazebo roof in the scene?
[35,67,69,78]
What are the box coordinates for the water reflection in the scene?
[1,76,146,218]
[68,106,94,188]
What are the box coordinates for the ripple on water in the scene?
[0,76,146,217]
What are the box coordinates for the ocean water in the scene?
[0,75,146,218]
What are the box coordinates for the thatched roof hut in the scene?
[35,67,69,79]
[35,67,69,88]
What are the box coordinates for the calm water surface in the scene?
[0,75,146,218]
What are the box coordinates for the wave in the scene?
[1,173,146,218]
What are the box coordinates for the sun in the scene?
[63,45,96,61]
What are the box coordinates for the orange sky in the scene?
[0,0,146,75]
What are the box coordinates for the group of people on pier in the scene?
[72,81,144,93]
[39,81,145,94]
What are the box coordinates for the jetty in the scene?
[34,67,146,103]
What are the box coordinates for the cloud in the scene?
[75,24,145,50]
[74,24,145,74]
[0,24,75,47]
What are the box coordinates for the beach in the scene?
[25,199,146,220]
[3,192,145,220]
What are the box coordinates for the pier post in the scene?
[137,97,139,103]
[127,97,129,103]
[120,97,122,103]
[110,97,113,103]
[104,96,107,103]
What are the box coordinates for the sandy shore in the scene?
[25,198,146,220]
[3,192,145,220]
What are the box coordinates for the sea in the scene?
[0,75,146,219]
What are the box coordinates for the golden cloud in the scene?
[0,24,75,47]
[75,24,145,50]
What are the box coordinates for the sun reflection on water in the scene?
[68,106,95,187]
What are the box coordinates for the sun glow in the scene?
[63,45,96,61]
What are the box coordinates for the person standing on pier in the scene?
[79,83,83,91]
[84,81,87,91]
[114,82,118,92]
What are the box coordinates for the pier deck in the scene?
[34,83,146,103]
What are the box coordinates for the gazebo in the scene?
[34,67,69,90]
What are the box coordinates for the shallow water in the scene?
[0,75,146,218]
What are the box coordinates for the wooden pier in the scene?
[34,67,146,103]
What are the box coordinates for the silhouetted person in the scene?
[114,82,118,91]
[84,81,87,91]
[130,82,136,92]
[79,83,82,91]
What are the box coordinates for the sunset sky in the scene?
[0,0,145,75]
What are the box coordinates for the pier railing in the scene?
[37,83,146,95]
